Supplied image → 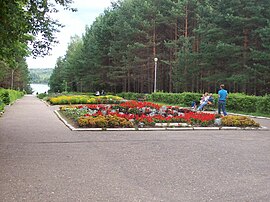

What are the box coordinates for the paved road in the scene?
[0,95,269,202]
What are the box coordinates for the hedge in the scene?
[0,89,24,112]
[47,95,124,105]
[117,92,147,101]
[256,95,270,115]
[226,93,259,113]
[117,92,269,115]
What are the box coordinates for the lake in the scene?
[30,84,50,95]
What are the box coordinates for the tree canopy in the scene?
[49,0,270,95]
[0,0,76,90]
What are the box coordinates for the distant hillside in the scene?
[29,68,53,84]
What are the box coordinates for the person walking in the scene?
[218,84,228,116]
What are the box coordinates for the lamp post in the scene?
[154,57,158,93]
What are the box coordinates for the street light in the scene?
[154,57,158,93]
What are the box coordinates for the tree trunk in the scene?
[183,5,188,91]
[153,22,157,93]
[242,28,249,94]
[169,48,172,92]
[127,70,130,92]
[11,69,15,89]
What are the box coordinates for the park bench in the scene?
[137,95,147,102]
[137,97,146,102]
[204,100,216,111]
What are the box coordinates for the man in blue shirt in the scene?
[218,84,228,116]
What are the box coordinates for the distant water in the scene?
[30,84,50,95]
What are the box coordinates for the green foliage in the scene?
[0,101,4,112]
[60,106,89,121]
[48,58,66,93]
[48,95,124,105]
[117,92,148,101]
[48,0,270,96]
[37,93,48,100]
[150,92,202,106]
[0,57,30,91]
[0,0,77,63]
[118,91,269,116]
[7,89,24,103]
[0,88,24,111]
[0,91,10,105]
[226,93,259,113]
[256,95,270,115]
[77,115,133,128]
[1,1,76,94]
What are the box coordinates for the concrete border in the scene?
[166,127,194,131]
[227,112,270,120]
[54,110,77,131]
[193,127,220,130]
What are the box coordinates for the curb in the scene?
[54,110,269,132]
[54,110,77,131]
[228,112,270,120]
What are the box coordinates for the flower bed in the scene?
[59,100,217,128]
[48,95,124,105]
[221,115,260,127]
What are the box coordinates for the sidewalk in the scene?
[0,95,76,143]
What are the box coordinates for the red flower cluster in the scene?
[185,112,216,122]
[120,101,160,109]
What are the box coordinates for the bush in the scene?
[0,89,24,112]
[222,115,260,127]
[149,92,268,115]
[48,95,124,105]
[149,92,202,106]
[0,91,10,105]
[0,100,4,112]
[37,93,48,99]
[0,89,24,105]
[117,92,148,101]
[61,106,88,121]
[226,93,259,113]
[256,95,270,115]
[77,115,133,128]
[60,92,269,116]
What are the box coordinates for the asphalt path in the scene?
[0,95,269,202]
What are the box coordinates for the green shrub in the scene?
[0,89,24,105]
[77,115,133,128]
[256,95,270,115]
[0,91,10,105]
[0,100,4,112]
[37,93,47,99]
[150,92,177,104]
[48,95,124,105]
[58,92,269,116]
[10,90,24,103]
[0,89,24,112]
[226,93,259,113]
[149,92,202,106]
[117,92,148,101]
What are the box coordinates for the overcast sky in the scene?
[26,0,116,69]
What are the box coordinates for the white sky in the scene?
[26,0,116,69]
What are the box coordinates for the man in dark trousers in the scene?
[218,84,228,116]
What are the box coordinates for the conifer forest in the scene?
[1,0,270,95]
